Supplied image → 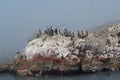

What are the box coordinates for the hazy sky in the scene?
[0,0,120,62]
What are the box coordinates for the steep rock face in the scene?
[22,35,76,60]
[22,35,86,60]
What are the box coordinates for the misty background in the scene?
[0,0,120,63]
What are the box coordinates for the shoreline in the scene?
[0,63,118,77]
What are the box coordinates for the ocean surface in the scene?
[0,71,120,80]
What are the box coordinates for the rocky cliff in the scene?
[13,23,120,76]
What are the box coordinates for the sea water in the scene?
[0,71,120,80]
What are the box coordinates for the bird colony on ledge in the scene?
[12,23,120,76]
